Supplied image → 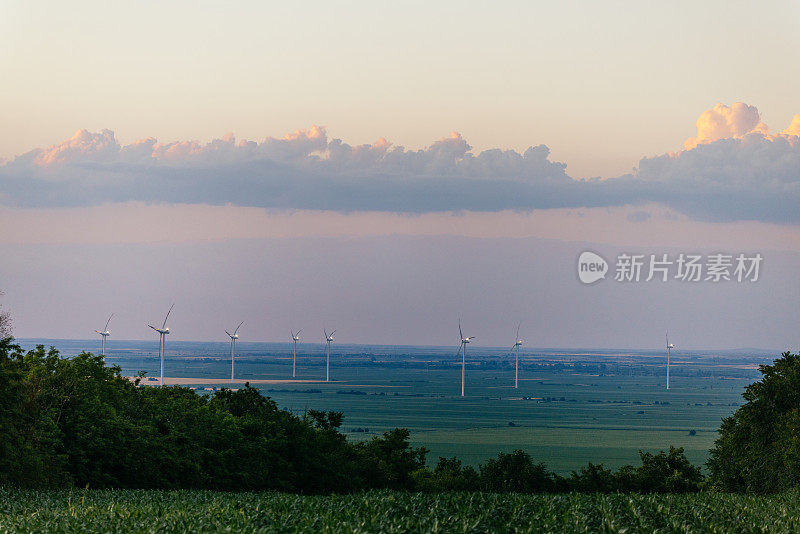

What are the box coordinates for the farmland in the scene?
[19,339,771,474]
[2,487,800,533]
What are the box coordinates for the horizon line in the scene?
[11,337,784,355]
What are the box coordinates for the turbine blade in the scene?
[297,329,302,337]
[234,321,244,335]
[95,330,101,334]
[459,320,463,340]
[330,330,336,338]
[105,313,114,331]
[162,303,174,329]
[324,329,328,339]
[225,330,231,337]
[148,324,158,332]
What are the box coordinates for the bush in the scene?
[708,352,800,492]
[414,457,480,492]
[479,450,556,493]
[0,340,424,493]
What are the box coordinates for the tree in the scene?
[568,462,617,493]
[634,447,703,493]
[0,343,386,493]
[0,341,67,487]
[479,450,555,493]
[708,352,800,492]
[354,428,428,490]
[414,456,480,492]
[0,290,11,338]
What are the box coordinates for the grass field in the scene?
[238,360,753,473]
[2,488,799,533]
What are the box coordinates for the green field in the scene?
[228,355,757,473]
[65,339,767,475]
[22,338,767,474]
[2,488,799,533]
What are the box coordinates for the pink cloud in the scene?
[684,102,769,150]
[782,114,800,138]
[34,129,119,166]
[2,108,799,224]
[682,103,800,151]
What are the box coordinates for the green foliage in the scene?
[0,337,708,494]
[416,447,702,494]
[0,291,10,338]
[0,339,67,487]
[414,456,480,492]
[306,409,344,430]
[354,429,428,490]
[4,488,800,533]
[708,352,800,492]
[634,446,703,493]
[567,463,617,493]
[0,341,423,493]
[479,450,556,493]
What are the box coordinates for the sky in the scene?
[1,1,799,349]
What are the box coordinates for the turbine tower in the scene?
[291,329,302,378]
[226,321,244,383]
[666,331,674,390]
[324,329,336,382]
[458,320,475,397]
[94,313,114,357]
[512,324,523,389]
[147,304,173,386]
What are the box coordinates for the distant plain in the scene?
[17,339,770,473]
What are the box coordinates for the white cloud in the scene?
[33,129,119,166]
[683,102,769,150]
[1,104,800,224]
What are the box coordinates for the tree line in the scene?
[0,336,796,493]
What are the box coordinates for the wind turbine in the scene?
[666,331,675,390]
[324,329,336,382]
[458,320,475,397]
[291,329,302,378]
[94,313,114,357]
[512,324,523,389]
[226,321,244,383]
[147,304,173,386]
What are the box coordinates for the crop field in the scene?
[19,339,771,473]
[2,488,800,533]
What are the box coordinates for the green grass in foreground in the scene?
[2,488,800,533]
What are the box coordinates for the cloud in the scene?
[31,129,119,166]
[1,103,799,224]
[633,103,800,222]
[783,114,800,137]
[0,127,573,211]
[683,102,769,150]
[634,133,800,222]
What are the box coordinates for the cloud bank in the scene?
[2,103,799,223]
